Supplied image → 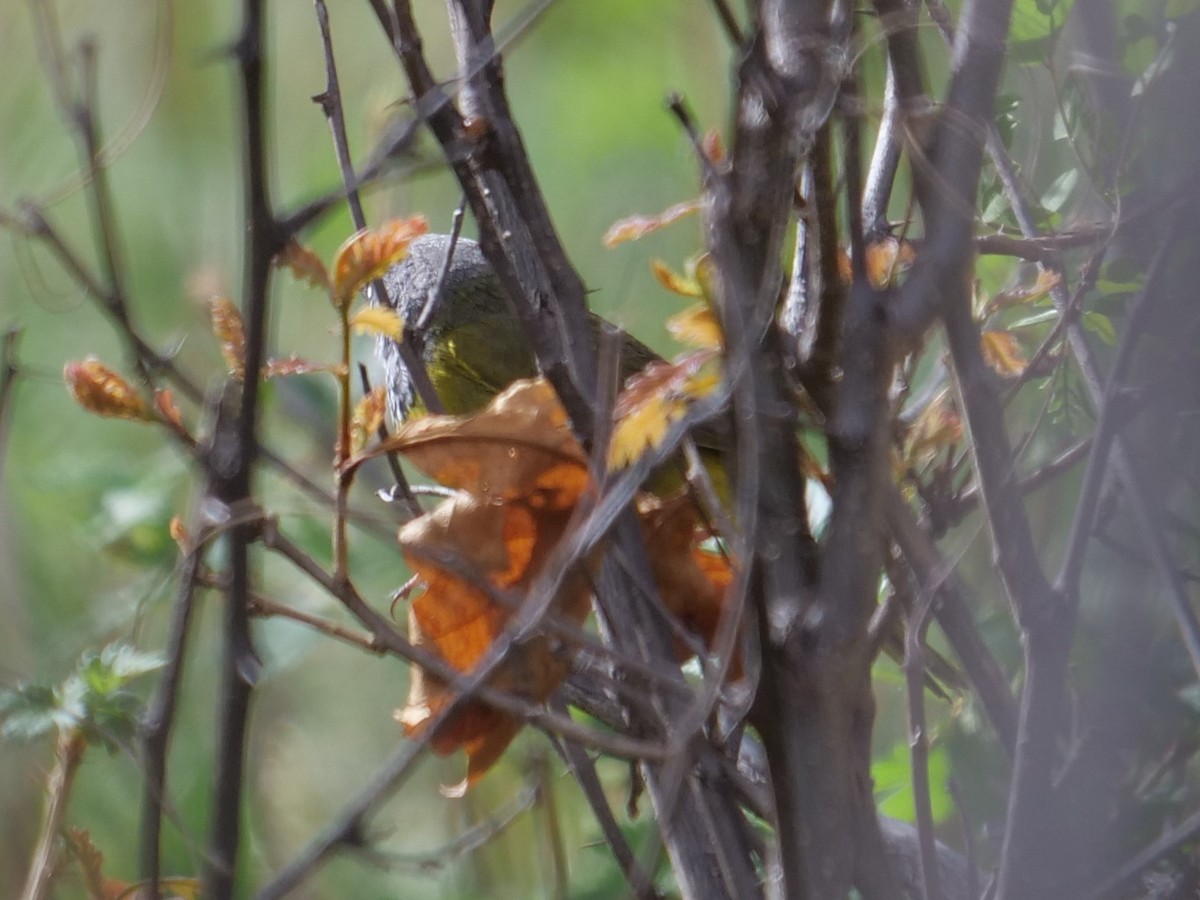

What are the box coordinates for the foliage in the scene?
[3,0,1199,898]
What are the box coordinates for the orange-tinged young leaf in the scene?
[650,258,703,297]
[610,393,679,470]
[351,385,387,454]
[64,358,152,422]
[602,199,702,248]
[262,355,339,379]
[349,305,406,342]
[332,215,428,306]
[209,296,245,378]
[985,266,1061,314]
[609,351,721,469]
[154,388,184,430]
[168,516,191,550]
[667,304,723,349]
[904,389,964,465]
[701,128,726,164]
[837,237,916,288]
[275,239,331,291]
[981,329,1027,376]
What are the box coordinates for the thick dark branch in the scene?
[387,0,597,437]
[890,0,1015,343]
[204,0,279,892]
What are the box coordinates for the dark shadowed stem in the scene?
[530,751,569,900]
[800,124,847,409]
[1087,805,1200,900]
[904,587,945,900]
[885,489,1019,755]
[205,0,280,892]
[979,24,1200,699]
[0,328,21,463]
[948,437,1091,522]
[708,0,745,45]
[1055,228,1175,601]
[942,290,1070,900]
[313,0,443,427]
[546,711,663,900]
[140,538,208,893]
[889,0,1016,344]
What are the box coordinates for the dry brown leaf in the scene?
[332,215,428,306]
[64,358,152,422]
[397,490,592,790]
[364,379,587,501]
[378,378,595,789]
[639,495,739,677]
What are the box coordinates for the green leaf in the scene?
[0,683,61,743]
[873,741,954,824]
[100,643,166,682]
[1041,168,1079,212]
[1010,0,1075,43]
[1008,309,1059,330]
[1082,310,1117,345]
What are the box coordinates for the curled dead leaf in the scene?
[639,494,740,677]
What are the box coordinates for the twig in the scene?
[140,532,208,892]
[20,731,86,900]
[0,327,22,466]
[204,0,280,890]
[904,587,945,900]
[1087,805,1200,900]
[547,708,663,900]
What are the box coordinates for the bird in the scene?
[375,233,662,424]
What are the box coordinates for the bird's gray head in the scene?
[375,234,501,421]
